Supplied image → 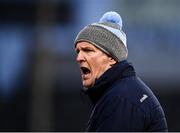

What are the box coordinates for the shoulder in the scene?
[92,76,167,131]
[103,76,165,118]
[110,76,160,106]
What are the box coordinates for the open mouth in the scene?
[80,67,91,77]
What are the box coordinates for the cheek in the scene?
[91,57,110,78]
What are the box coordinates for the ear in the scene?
[108,57,116,66]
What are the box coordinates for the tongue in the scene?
[83,72,90,79]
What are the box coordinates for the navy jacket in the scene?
[84,61,168,132]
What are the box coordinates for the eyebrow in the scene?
[76,46,94,50]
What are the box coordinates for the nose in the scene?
[76,51,85,62]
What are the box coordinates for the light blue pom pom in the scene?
[99,11,122,29]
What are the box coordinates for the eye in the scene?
[83,48,93,52]
[75,49,80,54]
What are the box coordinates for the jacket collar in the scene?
[82,60,136,105]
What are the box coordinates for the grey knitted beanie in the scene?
[74,11,128,62]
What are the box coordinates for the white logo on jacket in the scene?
[140,94,148,102]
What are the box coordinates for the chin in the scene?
[83,81,93,90]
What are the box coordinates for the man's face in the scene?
[75,42,116,89]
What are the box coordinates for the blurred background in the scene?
[0,0,180,131]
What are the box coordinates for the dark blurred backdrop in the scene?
[0,0,180,131]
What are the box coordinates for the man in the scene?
[74,11,168,131]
